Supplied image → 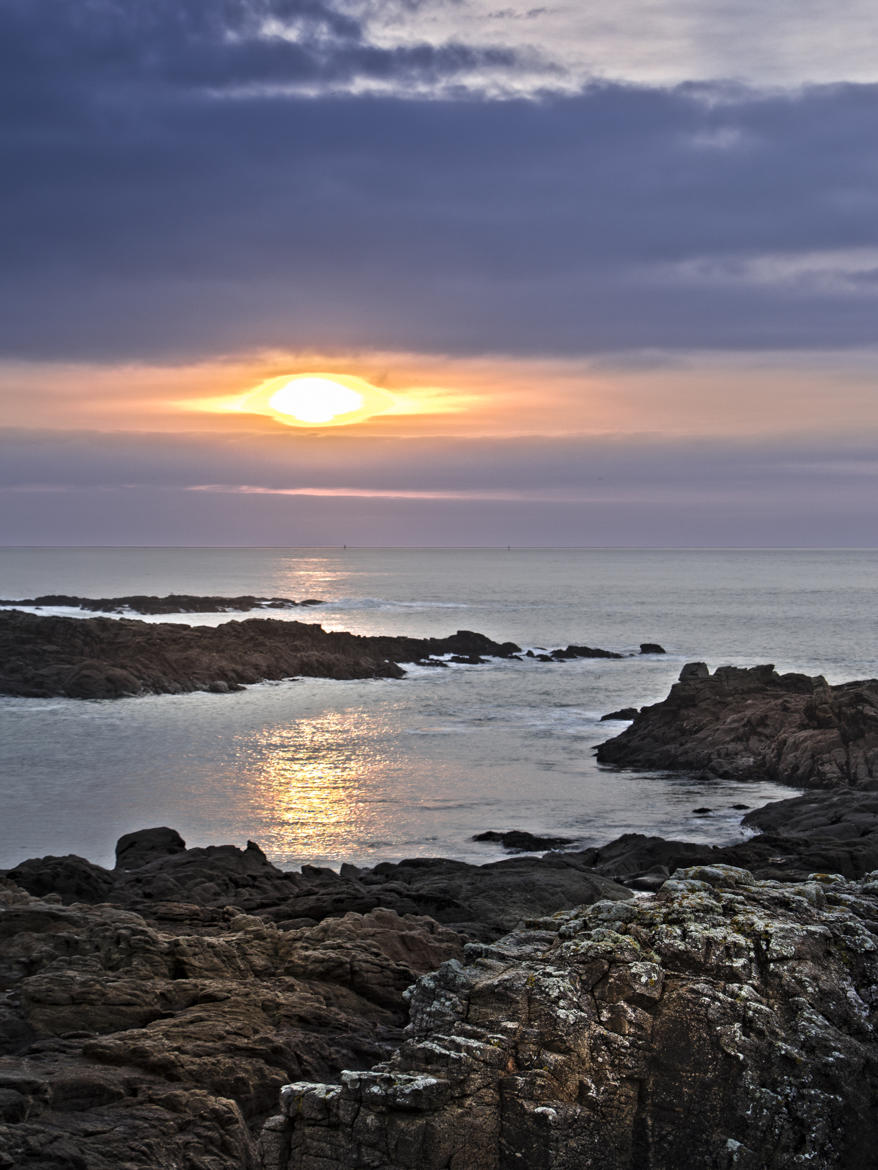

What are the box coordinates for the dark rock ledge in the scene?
[0,593,325,614]
[0,828,630,1170]
[0,609,642,700]
[0,610,524,699]
[597,661,878,788]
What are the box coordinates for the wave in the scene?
[322,597,471,611]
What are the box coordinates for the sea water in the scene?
[0,547,875,870]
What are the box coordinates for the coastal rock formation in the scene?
[0,879,461,1170]
[0,610,525,699]
[0,830,631,1169]
[0,610,639,701]
[5,830,632,942]
[597,662,878,788]
[8,825,878,1167]
[0,593,324,614]
[272,865,878,1170]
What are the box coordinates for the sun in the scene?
[268,376,364,424]
[242,372,395,427]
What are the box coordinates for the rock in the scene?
[597,662,878,788]
[550,644,623,661]
[576,790,878,884]
[679,661,709,681]
[6,854,115,903]
[639,642,666,654]
[274,865,878,1169]
[0,878,463,1170]
[472,830,577,852]
[600,707,639,721]
[0,593,324,614]
[0,613,524,700]
[115,826,187,869]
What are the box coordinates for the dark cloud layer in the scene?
[1,0,877,359]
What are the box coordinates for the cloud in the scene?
[3,427,877,546]
[1,52,877,361]
[2,427,875,495]
[0,0,876,366]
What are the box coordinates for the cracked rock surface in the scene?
[0,881,461,1169]
[275,865,878,1170]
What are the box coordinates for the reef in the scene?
[0,593,324,614]
[0,610,526,698]
[0,608,646,699]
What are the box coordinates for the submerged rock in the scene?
[597,662,878,787]
[472,830,577,852]
[272,865,878,1170]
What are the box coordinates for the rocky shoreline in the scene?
[0,605,650,699]
[3,661,878,1167]
[5,778,878,1169]
[0,593,326,614]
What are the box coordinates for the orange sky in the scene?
[5,348,878,441]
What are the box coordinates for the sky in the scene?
[1,0,876,546]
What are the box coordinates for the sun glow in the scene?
[269,376,364,423]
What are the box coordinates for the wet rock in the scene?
[471,830,577,852]
[275,866,878,1169]
[639,642,666,654]
[0,593,324,614]
[597,662,878,787]
[0,613,523,700]
[550,643,623,661]
[600,707,639,721]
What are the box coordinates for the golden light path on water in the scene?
[236,710,403,861]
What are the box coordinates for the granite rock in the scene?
[273,865,878,1170]
[597,662,878,787]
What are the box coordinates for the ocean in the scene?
[1,547,876,871]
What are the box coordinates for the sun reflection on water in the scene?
[235,709,401,866]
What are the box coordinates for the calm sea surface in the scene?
[1,548,875,870]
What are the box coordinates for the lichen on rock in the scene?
[271,865,878,1170]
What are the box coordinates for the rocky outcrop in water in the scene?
[472,830,578,852]
[597,662,878,788]
[272,864,878,1170]
[0,611,526,699]
[0,610,643,700]
[0,593,324,614]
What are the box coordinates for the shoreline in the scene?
[3,651,878,1168]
